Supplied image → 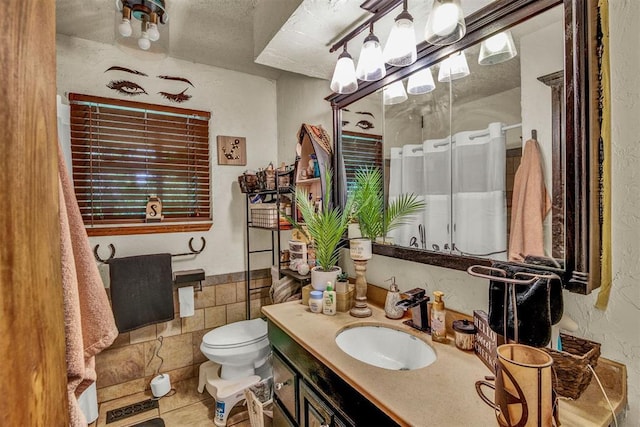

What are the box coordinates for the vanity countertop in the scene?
[262,301,626,427]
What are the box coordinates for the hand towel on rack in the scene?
[508,139,551,261]
[58,146,118,426]
[108,254,174,332]
[487,262,563,347]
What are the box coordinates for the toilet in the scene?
[198,318,272,426]
[200,317,271,380]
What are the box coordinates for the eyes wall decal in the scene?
[104,66,194,103]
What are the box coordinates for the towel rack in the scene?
[93,237,207,263]
[467,264,561,343]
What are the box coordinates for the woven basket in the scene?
[543,333,601,399]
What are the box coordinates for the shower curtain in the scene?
[389,122,507,259]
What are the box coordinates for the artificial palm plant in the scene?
[292,169,355,273]
[352,166,425,243]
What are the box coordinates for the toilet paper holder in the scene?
[173,268,205,292]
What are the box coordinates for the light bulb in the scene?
[330,49,358,94]
[118,18,132,37]
[484,33,508,53]
[355,33,386,81]
[431,3,459,37]
[138,32,151,50]
[147,23,160,42]
[383,11,417,67]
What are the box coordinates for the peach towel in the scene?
[59,147,118,425]
[508,139,551,261]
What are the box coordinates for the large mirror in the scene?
[329,0,603,294]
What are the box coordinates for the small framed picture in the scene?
[217,135,246,166]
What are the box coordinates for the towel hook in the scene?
[93,244,116,263]
[188,237,206,254]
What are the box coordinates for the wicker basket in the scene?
[543,333,601,399]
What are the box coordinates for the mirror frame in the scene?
[327,0,603,294]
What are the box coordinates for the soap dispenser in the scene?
[431,291,447,342]
[384,277,404,319]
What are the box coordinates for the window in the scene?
[69,93,211,235]
[341,131,383,196]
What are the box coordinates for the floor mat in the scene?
[130,418,165,427]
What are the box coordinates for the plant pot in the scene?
[311,266,341,291]
[350,238,372,260]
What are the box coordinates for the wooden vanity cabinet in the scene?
[269,320,398,427]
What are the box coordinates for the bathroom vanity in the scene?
[263,301,626,426]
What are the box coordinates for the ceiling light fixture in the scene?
[383,0,417,67]
[115,0,168,54]
[407,67,436,95]
[478,31,518,65]
[356,23,386,81]
[383,80,408,105]
[330,44,359,94]
[425,0,466,46]
[437,51,470,82]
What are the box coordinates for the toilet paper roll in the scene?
[179,286,194,317]
[151,374,171,398]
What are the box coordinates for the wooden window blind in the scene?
[342,131,383,196]
[69,93,211,229]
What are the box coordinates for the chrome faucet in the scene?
[396,288,430,332]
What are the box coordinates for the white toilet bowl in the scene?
[200,318,270,380]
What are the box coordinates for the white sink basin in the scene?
[335,325,436,370]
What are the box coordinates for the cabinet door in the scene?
[273,352,298,422]
[273,399,297,427]
[299,380,350,427]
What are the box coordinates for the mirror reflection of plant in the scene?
[288,169,355,272]
[353,167,425,242]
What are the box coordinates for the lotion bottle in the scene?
[431,291,447,342]
[323,283,336,315]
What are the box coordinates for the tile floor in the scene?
[94,377,253,427]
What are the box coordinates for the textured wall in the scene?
[57,35,279,276]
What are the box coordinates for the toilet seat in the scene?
[202,318,267,349]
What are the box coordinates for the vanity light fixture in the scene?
[330,44,359,94]
[407,67,436,95]
[437,51,470,82]
[116,0,168,53]
[383,80,408,105]
[383,0,417,67]
[425,0,466,46]
[478,30,518,65]
[356,23,386,81]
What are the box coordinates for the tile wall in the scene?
[95,269,272,404]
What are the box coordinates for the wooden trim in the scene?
[86,221,213,236]
[1,0,69,424]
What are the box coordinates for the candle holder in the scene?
[350,259,372,318]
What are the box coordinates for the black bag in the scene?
[488,262,563,347]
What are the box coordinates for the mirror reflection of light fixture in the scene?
[478,31,518,65]
[115,0,169,56]
[356,23,386,81]
[383,80,408,105]
[425,0,466,46]
[383,0,417,67]
[330,45,359,94]
[437,51,470,82]
[407,67,436,95]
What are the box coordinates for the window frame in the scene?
[68,93,212,236]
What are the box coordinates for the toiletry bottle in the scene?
[384,277,404,319]
[323,283,336,315]
[431,291,447,342]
